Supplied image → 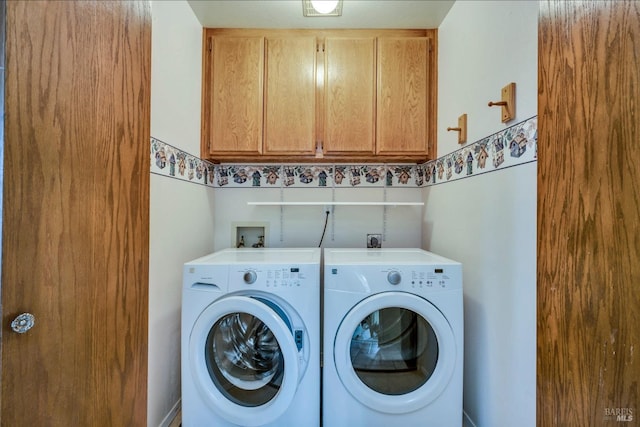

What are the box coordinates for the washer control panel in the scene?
[235,266,313,288]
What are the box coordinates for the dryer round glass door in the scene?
[334,292,456,414]
[190,295,301,426]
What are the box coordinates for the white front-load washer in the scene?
[182,248,320,427]
[323,248,463,427]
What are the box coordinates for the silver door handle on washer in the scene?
[11,313,35,334]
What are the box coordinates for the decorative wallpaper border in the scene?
[150,138,424,188]
[422,116,537,186]
[150,137,216,187]
[213,164,423,188]
[150,116,536,189]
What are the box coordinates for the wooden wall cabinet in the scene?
[376,37,431,156]
[201,29,437,163]
[204,35,264,156]
[323,36,376,156]
[264,36,317,156]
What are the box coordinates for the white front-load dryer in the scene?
[182,248,320,427]
[323,248,463,427]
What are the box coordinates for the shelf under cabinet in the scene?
[247,202,424,207]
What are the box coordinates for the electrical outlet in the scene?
[367,234,382,248]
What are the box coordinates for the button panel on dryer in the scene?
[410,267,451,289]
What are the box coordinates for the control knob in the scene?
[243,270,257,284]
[387,270,402,285]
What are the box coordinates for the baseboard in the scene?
[158,399,181,427]
[463,410,478,427]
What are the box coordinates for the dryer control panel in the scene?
[380,266,461,291]
[329,264,461,293]
[378,268,455,288]
[408,267,457,289]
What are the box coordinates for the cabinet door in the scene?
[377,37,430,155]
[205,36,264,155]
[264,36,316,156]
[324,37,376,155]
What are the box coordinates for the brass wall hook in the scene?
[447,114,467,144]
[488,82,516,123]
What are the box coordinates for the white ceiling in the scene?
[186,0,455,29]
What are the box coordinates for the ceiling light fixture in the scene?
[303,0,343,17]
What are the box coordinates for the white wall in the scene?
[425,2,538,426]
[213,185,423,250]
[149,2,214,426]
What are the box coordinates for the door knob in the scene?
[11,313,35,334]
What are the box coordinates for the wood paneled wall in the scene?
[538,1,640,425]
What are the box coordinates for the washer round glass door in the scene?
[334,292,456,414]
[190,295,300,426]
